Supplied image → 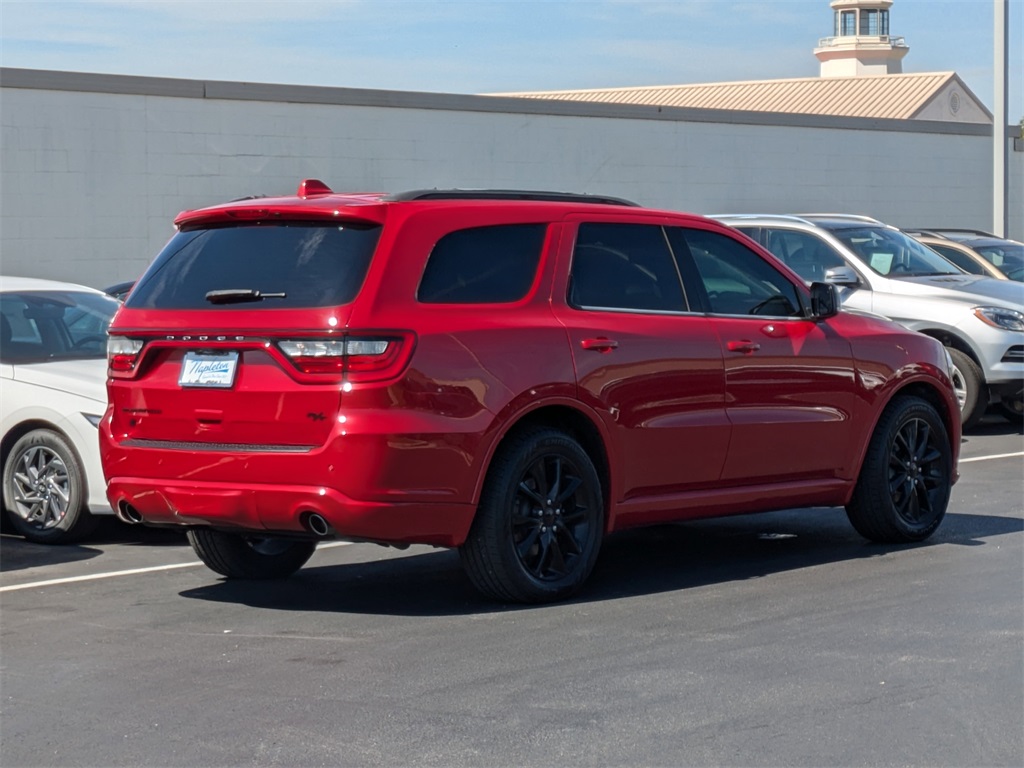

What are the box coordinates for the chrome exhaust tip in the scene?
[116,501,145,525]
[305,512,332,537]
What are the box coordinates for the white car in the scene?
[1,276,120,543]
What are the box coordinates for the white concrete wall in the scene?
[1,69,1019,289]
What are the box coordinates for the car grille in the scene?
[120,439,313,453]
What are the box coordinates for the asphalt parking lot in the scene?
[2,416,1022,768]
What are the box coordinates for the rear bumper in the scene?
[105,477,476,548]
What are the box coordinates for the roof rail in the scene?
[902,229,948,239]
[916,227,998,238]
[797,213,885,224]
[708,213,818,223]
[384,189,640,206]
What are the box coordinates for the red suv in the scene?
[101,181,960,603]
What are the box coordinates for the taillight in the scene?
[278,333,414,382]
[107,336,144,377]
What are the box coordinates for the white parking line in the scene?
[960,451,1024,464]
[0,562,203,592]
[0,541,352,593]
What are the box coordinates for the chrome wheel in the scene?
[10,444,72,529]
[946,347,985,430]
[2,429,94,543]
[949,364,967,412]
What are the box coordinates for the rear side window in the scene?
[569,223,686,311]
[126,223,381,309]
[417,224,546,304]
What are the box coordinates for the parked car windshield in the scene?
[0,290,119,363]
[828,226,961,278]
[126,222,382,309]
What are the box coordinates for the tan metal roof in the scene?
[488,72,988,121]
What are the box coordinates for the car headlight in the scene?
[973,307,1024,332]
[83,413,102,428]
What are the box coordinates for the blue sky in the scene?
[1,0,1021,118]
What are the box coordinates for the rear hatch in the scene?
[108,214,386,449]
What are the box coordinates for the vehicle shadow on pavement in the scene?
[178,507,1022,617]
[0,516,187,572]
[964,412,1024,438]
[0,533,105,571]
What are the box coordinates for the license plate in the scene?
[179,351,239,388]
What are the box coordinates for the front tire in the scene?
[947,347,986,430]
[846,396,952,543]
[187,528,317,579]
[459,428,604,603]
[2,429,97,544]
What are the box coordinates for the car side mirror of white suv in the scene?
[824,266,860,287]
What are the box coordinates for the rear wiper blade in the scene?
[205,289,287,305]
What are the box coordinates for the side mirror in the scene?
[809,282,840,319]
[823,266,860,286]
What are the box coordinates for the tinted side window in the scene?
[1,291,118,363]
[681,229,804,317]
[127,223,381,310]
[569,223,686,311]
[418,224,546,304]
[975,244,1024,271]
[759,228,847,283]
[929,244,984,275]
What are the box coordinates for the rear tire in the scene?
[187,528,316,579]
[2,429,98,544]
[846,396,952,543]
[947,347,986,430]
[459,428,604,603]
[998,395,1023,426]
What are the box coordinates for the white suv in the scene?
[714,214,1024,429]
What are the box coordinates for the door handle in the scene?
[581,337,619,353]
[726,340,761,354]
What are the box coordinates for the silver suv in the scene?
[714,214,1024,428]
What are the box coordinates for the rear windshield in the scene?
[126,222,381,309]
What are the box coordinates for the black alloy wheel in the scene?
[460,427,604,603]
[887,415,949,528]
[846,396,952,543]
[511,452,593,582]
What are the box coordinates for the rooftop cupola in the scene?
[814,0,910,77]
